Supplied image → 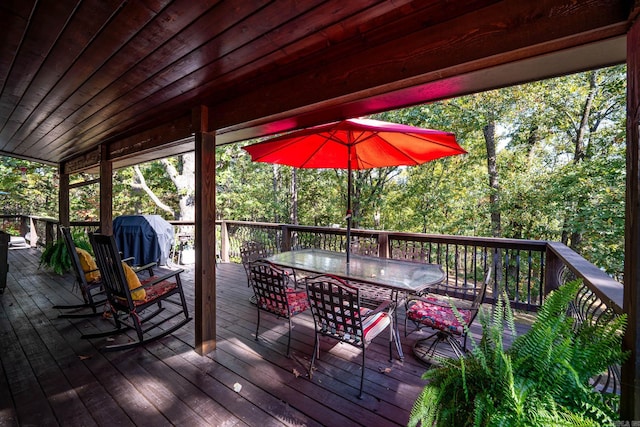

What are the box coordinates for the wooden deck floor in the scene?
[0,248,521,426]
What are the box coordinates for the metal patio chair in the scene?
[247,259,309,357]
[81,233,191,351]
[405,267,491,363]
[305,274,395,399]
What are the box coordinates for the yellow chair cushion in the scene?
[76,248,101,282]
[122,262,146,301]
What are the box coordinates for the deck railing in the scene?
[1,215,622,315]
[219,220,623,314]
[1,215,624,396]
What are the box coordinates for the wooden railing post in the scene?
[20,216,28,239]
[220,220,230,263]
[544,244,563,295]
[378,232,389,258]
[45,220,55,247]
[281,225,291,252]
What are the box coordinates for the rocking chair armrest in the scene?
[131,261,157,276]
[141,268,184,288]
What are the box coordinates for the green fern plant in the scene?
[39,230,92,275]
[408,279,627,427]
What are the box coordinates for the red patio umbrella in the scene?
[242,118,466,262]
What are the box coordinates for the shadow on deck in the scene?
[0,248,525,426]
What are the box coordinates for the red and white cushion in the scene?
[407,297,471,335]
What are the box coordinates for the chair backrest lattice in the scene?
[241,241,272,276]
[248,260,293,318]
[306,275,365,348]
[391,240,431,263]
[90,233,134,310]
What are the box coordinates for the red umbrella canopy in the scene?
[242,118,466,169]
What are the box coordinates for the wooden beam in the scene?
[63,147,100,175]
[99,144,113,235]
[107,114,193,162]
[58,165,69,227]
[193,105,216,355]
[210,0,630,136]
[622,11,640,420]
[68,178,100,189]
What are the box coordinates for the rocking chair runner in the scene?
[305,274,395,399]
[53,226,155,318]
[405,267,492,363]
[82,233,191,351]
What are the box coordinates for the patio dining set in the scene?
[53,226,490,400]
[240,241,491,398]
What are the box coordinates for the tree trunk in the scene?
[290,168,298,225]
[272,164,279,223]
[569,71,597,251]
[484,122,501,238]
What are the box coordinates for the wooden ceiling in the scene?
[0,0,634,172]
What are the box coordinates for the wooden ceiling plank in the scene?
[26,0,226,160]
[67,0,625,149]
[4,0,127,153]
[44,0,327,159]
[0,1,37,110]
[11,0,171,155]
[11,0,175,157]
[0,0,634,165]
[209,0,631,131]
[45,0,410,158]
[0,0,81,150]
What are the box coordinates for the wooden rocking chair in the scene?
[53,227,155,318]
[81,233,191,351]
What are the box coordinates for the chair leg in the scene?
[358,346,365,399]
[255,310,261,341]
[388,317,394,362]
[413,330,466,364]
[286,317,292,357]
[308,333,320,380]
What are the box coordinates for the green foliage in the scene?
[39,230,92,275]
[2,65,627,279]
[408,280,627,427]
[0,157,57,216]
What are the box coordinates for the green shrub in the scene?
[408,279,627,427]
[39,230,92,275]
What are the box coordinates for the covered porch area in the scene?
[1,247,522,426]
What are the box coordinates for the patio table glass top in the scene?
[265,248,444,293]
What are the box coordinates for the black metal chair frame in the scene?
[305,274,395,399]
[247,260,307,357]
[82,233,191,351]
[405,267,491,363]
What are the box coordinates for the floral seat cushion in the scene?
[133,279,178,306]
[258,288,309,317]
[407,297,471,335]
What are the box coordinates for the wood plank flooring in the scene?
[0,248,521,426]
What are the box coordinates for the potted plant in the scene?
[39,230,92,275]
[408,279,627,427]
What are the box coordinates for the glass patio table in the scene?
[264,248,445,360]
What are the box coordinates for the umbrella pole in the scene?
[346,148,352,264]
